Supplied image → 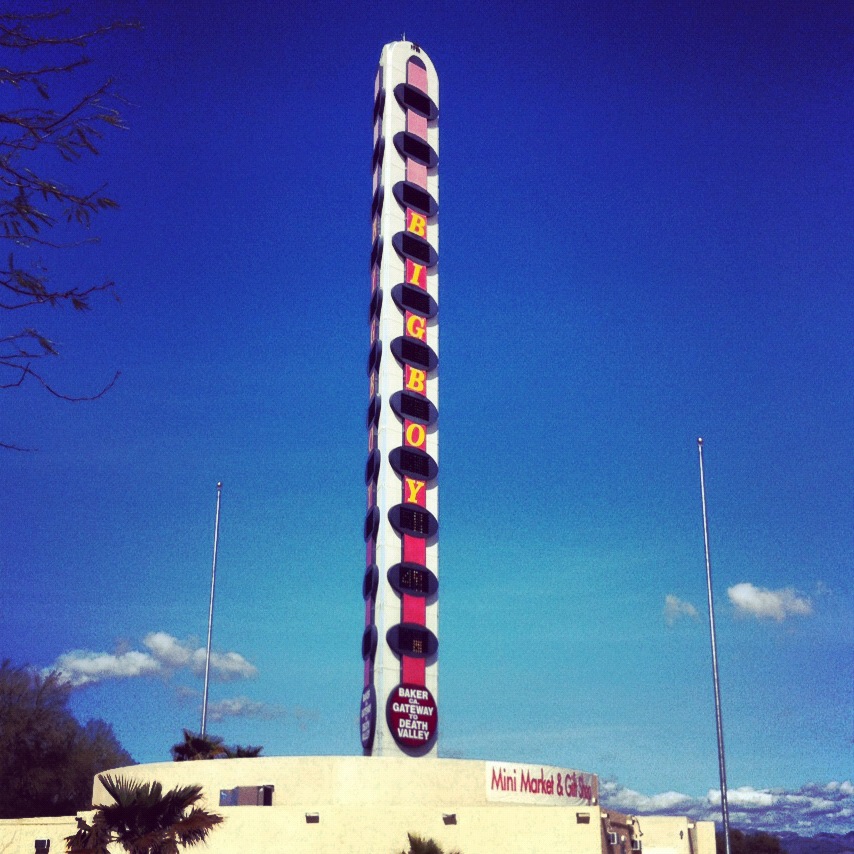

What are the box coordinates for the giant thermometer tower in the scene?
[360,41,440,758]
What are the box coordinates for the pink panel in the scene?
[406,160,427,188]
[407,110,428,140]
[407,61,428,93]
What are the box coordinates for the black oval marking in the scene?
[372,136,385,172]
[393,132,438,169]
[392,231,437,268]
[364,506,379,542]
[365,447,380,484]
[393,181,438,218]
[393,83,439,120]
[391,283,437,318]
[362,625,378,660]
[370,236,383,269]
[373,89,385,124]
[363,563,379,600]
[369,288,383,323]
[366,396,381,430]
[371,185,384,220]
[367,339,382,375]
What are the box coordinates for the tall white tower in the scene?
[360,41,440,758]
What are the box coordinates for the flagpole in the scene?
[698,439,731,854]
[200,481,223,736]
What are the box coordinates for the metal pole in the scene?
[200,481,223,736]
[697,439,731,854]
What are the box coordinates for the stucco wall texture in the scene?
[0,757,715,854]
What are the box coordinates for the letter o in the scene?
[405,422,426,448]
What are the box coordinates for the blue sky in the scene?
[1,0,851,836]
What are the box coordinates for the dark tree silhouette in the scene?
[0,660,134,817]
[718,830,784,854]
[222,744,263,758]
[170,730,227,762]
[170,729,263,761]
[401,834,460,854]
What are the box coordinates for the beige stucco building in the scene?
[0,755,715,854]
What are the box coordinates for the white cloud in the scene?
[143,632,257,680]
[727,582,813,621]
[143,631,194,667]
[664,594,699,626]
[601,780,854,834]
[50,649,161,687]
[600,781,693,813]
[47,632,257,686]
[711,786,775,808]
[207,696,281,722]
[191,648,258,681]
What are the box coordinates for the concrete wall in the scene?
[204,804,605,854]
[0,757,716,854]
[0,815,77,854]
[92,756,494,808]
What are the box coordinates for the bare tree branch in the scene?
[0,8,135,448]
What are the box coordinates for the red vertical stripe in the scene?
[403,535,426,565]
[403,594,426,624]
[403,657,426,684]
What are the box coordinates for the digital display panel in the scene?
[401,233,431,264]
[400,565,429,594]
[400,506,428,534]
[402,86,431,116]
[401,338,430,368]
[401,286,430,315]
[402,134,431,164]
[400,448,429,477]
[403,183,432,214]
[399,625,426,654]
[400,394,430,422]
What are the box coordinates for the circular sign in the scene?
[360,685,376,750]
[386,683,437,750]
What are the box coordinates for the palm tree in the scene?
[221,743,262,758]
[65,774,223,854]
[170,729,227,762]
[402,834,460,854]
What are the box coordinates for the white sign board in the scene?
[486,761,597,806]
